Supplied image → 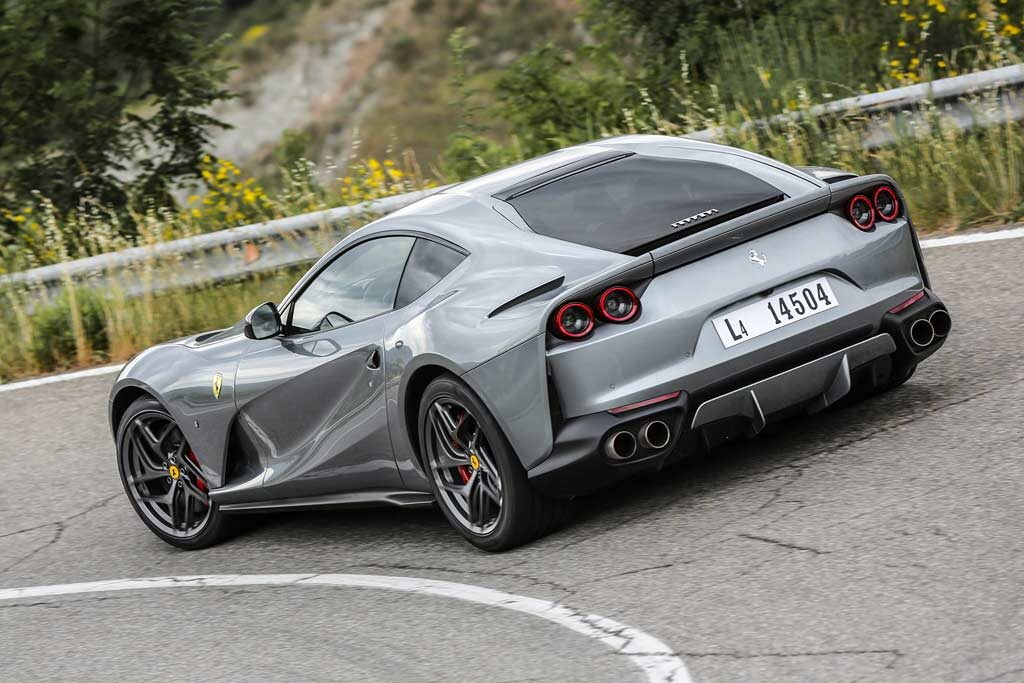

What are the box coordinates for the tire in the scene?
[418,374,565,551]
[116,396,233,550]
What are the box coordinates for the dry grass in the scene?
[3,95,1023,382]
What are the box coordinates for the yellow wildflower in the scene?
[242,24,269,44]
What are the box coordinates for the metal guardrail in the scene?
[5,65,1024,303]
[685,64,1024,147]
[3,186,448,302]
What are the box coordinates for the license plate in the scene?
[713,278,839,348]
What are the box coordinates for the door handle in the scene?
[365,348,382,370]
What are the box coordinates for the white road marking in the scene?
[0,574,690,683]
[0,362,124,394]
[920,225,1024,248]
[1,224,1021,394]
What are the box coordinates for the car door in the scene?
[233,235,416,499]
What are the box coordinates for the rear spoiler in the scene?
[534,172,928,335]
[795,166,858,184]
[649,188,832,275]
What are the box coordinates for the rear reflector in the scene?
[889,290,925,313]
[608,390,681,415]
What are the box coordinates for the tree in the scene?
[0,0,232,228]
[580,1,781,89]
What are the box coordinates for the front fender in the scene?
[109,338,245,489]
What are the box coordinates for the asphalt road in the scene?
[1,236,1023,682]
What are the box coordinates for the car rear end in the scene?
[496,138,950,495]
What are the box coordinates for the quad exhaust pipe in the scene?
[639,420,671,450]
[909,317,935,348]
[908,308,951,348]
[604,430,637,460]
[604,420,672,460]
[929,309,952,339]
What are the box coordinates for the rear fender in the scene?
[827,174,930,288]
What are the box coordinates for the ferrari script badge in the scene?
[212,372,223,400]
[670,208,719,230]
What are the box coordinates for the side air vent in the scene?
[488,276,565,318]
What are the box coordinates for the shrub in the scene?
[27,288,108,371]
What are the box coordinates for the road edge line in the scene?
[920,225,1024,248]
[0,363,124,394]
[0,573,691,683]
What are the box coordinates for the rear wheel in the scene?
[419,375,564,551]
[117,396,232,550]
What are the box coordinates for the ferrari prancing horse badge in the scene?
[212,372,223,400]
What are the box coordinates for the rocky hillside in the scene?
[207,0,581,179]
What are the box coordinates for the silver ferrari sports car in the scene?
[110,135,951,551]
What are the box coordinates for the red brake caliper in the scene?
[452,410,471,484]
[187,450,208,494]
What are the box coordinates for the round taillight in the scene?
[847,194,875,231]
[598,286,639,323]
[553,302,594,339]
[873,186,899,222]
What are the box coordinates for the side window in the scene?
[395,238,466,307]
[290,236,415,333]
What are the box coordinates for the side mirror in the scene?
[244,301,282,340]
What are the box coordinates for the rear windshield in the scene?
[505,155,784,254]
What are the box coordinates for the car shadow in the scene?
[220,380,950,553]
[567,380,950,528]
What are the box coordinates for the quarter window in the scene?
[395,238,466,307]
[289,236,415,333]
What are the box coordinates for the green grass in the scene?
[0,156,428,382]
[621,84,1024,230]
[0,270,297,381]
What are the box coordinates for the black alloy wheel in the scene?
[419,375,566,551]
[117,396,231,549]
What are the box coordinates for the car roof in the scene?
[361,134,822,245]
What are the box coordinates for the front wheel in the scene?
[419,375,565,551]
[116,396,233,550]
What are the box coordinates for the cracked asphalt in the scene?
[1,237,1023,682]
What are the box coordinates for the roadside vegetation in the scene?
[1,0,1022,381]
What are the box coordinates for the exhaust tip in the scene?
[604,430,637,460]
[909,318,935,348]
[929,309,952,338]
[638,420,671,450]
